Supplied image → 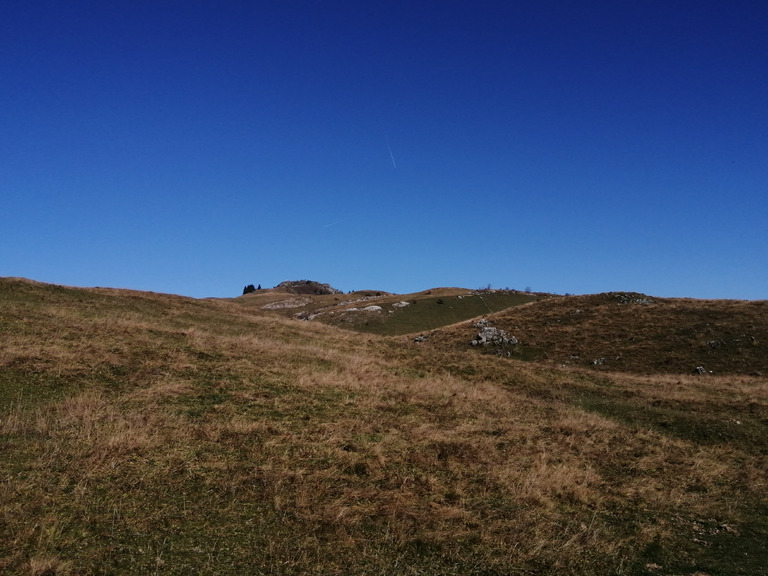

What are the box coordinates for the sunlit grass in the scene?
[1,278,767,574]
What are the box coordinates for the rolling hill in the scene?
[423,291,768,376]
[1,277,767,575]
[233,284,548,335]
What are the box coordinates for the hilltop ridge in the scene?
[272,279,344,295]
[3,277,766,376]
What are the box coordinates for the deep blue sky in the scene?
[2,1,766,299]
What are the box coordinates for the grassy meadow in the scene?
[1,278,767,575]
[233,286,546,336]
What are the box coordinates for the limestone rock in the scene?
[470,319,518,346]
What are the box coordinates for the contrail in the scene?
[386,137,397,169]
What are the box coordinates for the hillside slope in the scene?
[235,284,547,336]
[1,278,767,575]
[425,292,768,376]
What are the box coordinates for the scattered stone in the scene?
[414,335,426,343]
[592,358,605,365]
[361,305,382,312]
[694,366,708,374]
[262,298,311,310]
[392,301,410,308]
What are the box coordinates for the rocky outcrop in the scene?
[470,319,518,346]
[346,305,382,313]
[613,292,655,305]
[275,280,343,295]
[262,298,311,310]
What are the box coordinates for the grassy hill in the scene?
[234,285,547,336]
[427,291,768,375]
[1,278,767,575]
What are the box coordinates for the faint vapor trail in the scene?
[386,137,397,169]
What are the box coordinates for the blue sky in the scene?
[2,1,766,299]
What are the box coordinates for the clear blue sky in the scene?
[2,1,766,299]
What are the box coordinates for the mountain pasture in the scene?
[1,278,767,575]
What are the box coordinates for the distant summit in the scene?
[275,280,343,295]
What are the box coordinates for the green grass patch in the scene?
[343,292,543,336]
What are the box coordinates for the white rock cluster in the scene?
[470,319,518,346]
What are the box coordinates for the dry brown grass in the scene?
[27,554,72,576]
[1,278,767,575]
[432,291,768,375]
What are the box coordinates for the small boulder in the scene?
[470,323,518,347]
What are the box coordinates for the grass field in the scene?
[1,278,767,575]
